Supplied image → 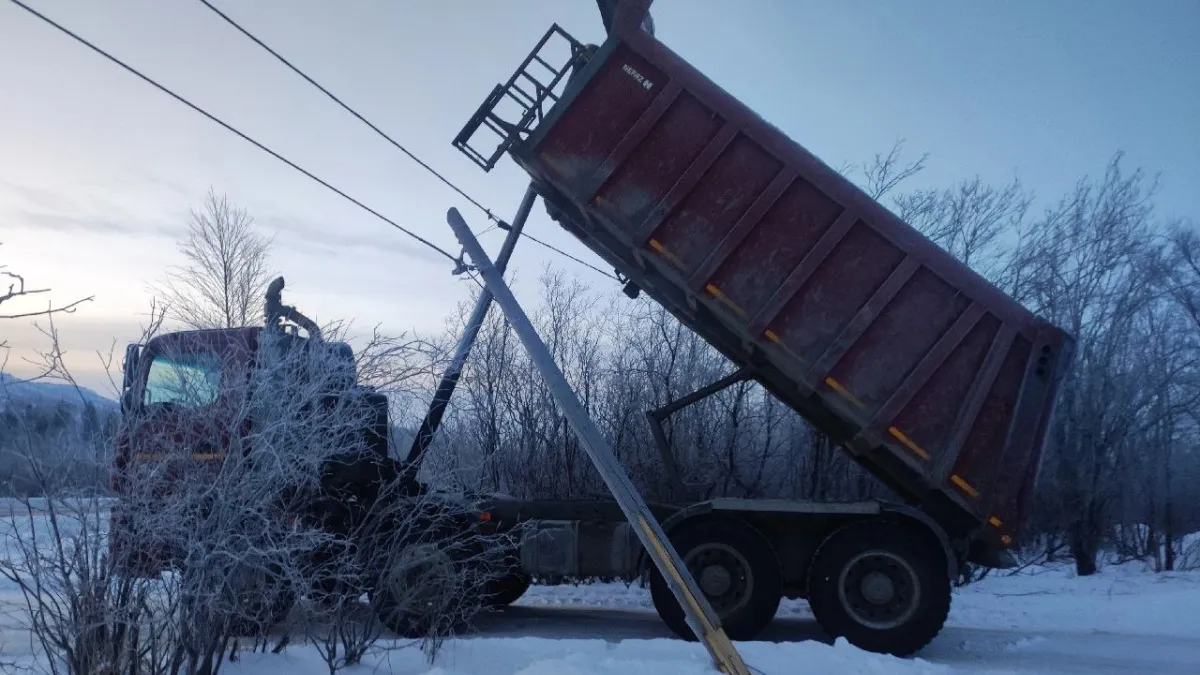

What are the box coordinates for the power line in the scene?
[472,221,620,281]
[194,0,621,283]
[6,0,462,267]
[195,0,503,226]
[515,231,620,280]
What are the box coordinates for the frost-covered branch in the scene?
[0,242,93,348]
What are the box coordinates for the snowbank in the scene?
[948,561,1200,638]
[224,637,949,675]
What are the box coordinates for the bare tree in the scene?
[0,317,181,675]
[153,189,273,330]
[895,176,1032,280]
[1006,153,1170,575]
[1156,220,1200,569]
[850,138,930,201]
[1167,220,1200,332]
[1,242,93,365]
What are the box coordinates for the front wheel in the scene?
[806,520,951,656]
[180,562,295,637]
[370,541,476,638]
[649,517,782,642]
[483,571,531,608]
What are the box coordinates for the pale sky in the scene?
[2,0,1197,396]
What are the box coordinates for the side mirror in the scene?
[120,344,141,416]
[120,389,136,416]
[122,344,141,393]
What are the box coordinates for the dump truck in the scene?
[108,0,1073,658]
[444,0,1075,656]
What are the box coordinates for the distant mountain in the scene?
[0,372,116,410]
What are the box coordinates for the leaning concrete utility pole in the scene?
[445,206,751,675]
[404,184,538,477]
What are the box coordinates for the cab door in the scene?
[114,329,257,497]
[109,329,257,574]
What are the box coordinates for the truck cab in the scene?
[107,278,512,638]
[113,328,257,486]
[110,326,263,575]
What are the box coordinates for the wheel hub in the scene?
[860,570,895,604]
[684,543,752,615]
[837,550,920,630]
[699,564,733,596]
[386,545,455,616]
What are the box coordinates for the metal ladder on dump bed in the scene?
[452,25,591,172]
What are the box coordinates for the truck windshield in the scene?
[143,354,222,408]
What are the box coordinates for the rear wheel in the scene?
[806,520,950,656]
[649,517,782,641]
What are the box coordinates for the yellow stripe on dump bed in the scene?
[888,427,930,460]
[705,284,745,316]
[950,474,980,498]
[824,377,866,409]
[647,239,684,268]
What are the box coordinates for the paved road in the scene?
[472,605,1200,675]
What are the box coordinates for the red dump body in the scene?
[489,5,1074,547]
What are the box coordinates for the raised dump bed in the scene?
[454,2,1073,554]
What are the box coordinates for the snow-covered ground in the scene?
[1,506,1198,674]
[506,561,1200,674]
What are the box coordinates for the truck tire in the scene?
[370,541,476,638]
[484,571,532,608]
[806,520,950,656]
[649,517,782,642]
[180,563,295,637]
[230,575,295,636]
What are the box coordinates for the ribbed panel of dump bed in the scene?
[507,29,1073,547]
